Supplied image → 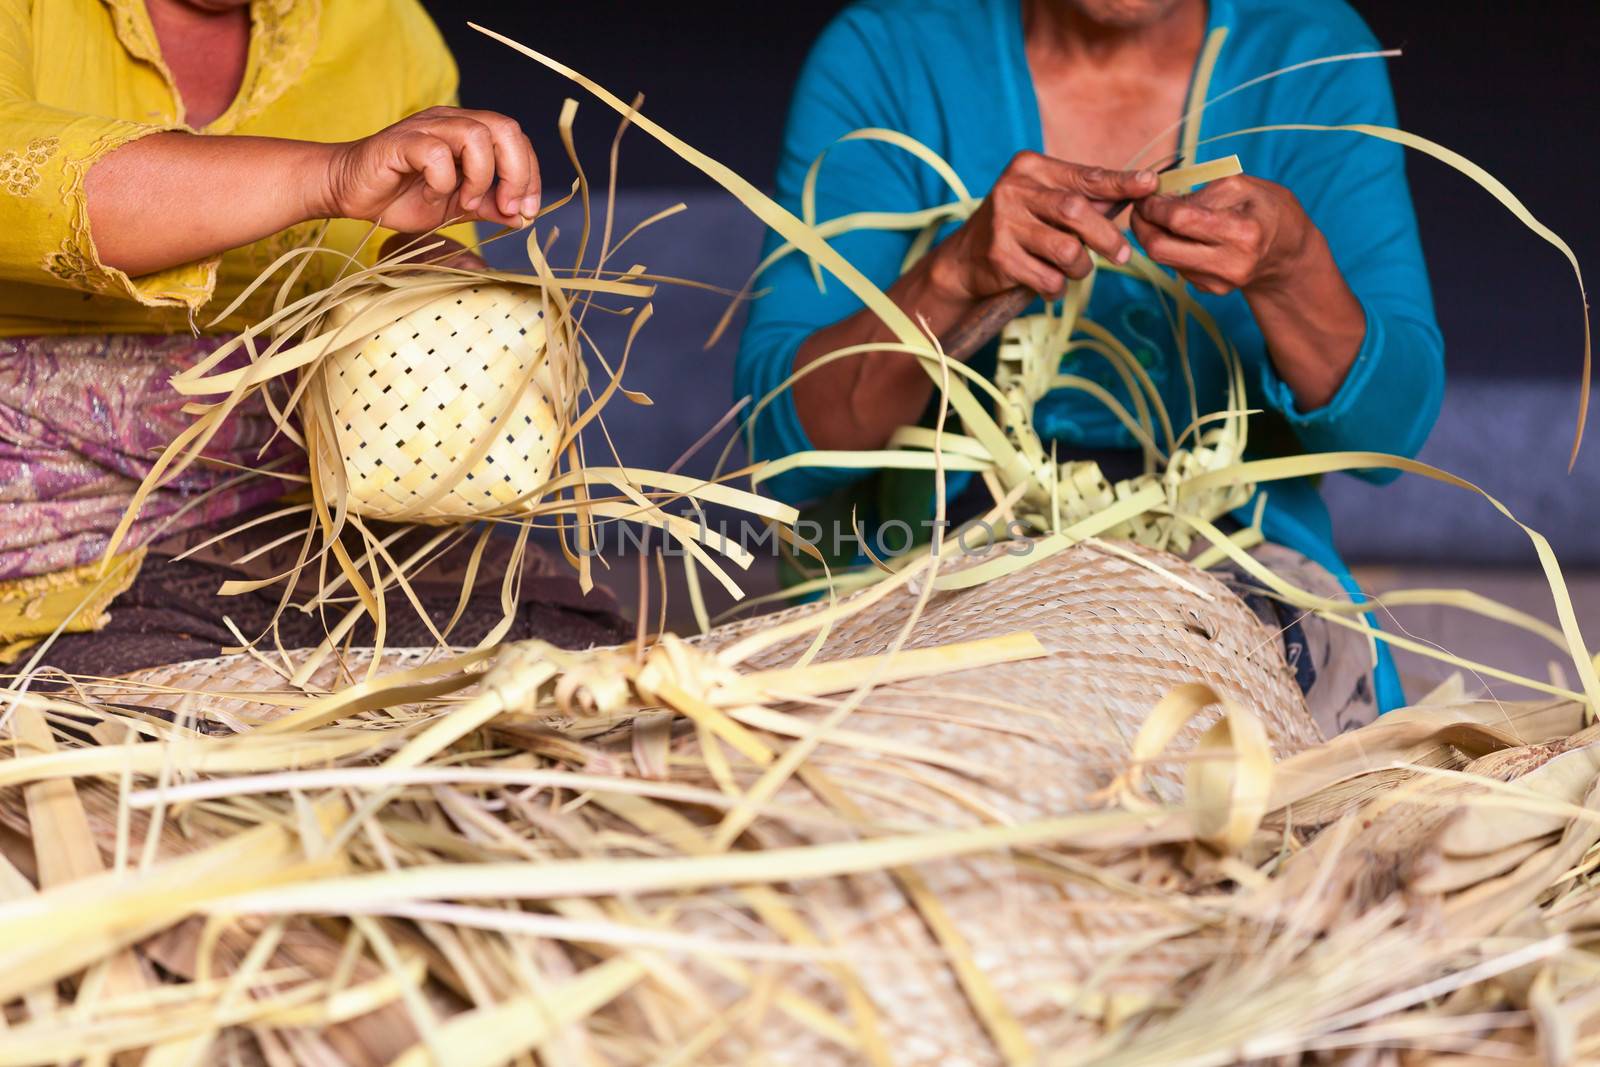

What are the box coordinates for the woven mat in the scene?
[111,539,1315,760]
[98,540,1320,1064]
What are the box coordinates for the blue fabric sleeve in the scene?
[1241,47,1445,485]
[733,8,938,507]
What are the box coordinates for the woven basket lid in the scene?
[309,282,573,523]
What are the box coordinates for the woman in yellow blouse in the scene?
[0,0,631,669]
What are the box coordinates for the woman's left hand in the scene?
[1129,175,1313,296]
[1132,174,1368,411]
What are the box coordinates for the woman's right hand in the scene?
[928,152,1159,302]
[319,106,542,232]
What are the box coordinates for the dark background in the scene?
[427,0,1598,383]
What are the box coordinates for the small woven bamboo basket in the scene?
[303,281,582,524]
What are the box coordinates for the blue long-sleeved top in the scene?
[734,0,1445,712]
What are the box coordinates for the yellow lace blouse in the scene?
[0,0,470,337]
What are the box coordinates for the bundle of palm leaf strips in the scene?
[3,25,1599,1067]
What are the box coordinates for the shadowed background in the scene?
[423,1,1598,693]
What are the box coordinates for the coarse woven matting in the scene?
[103,540,1320,1064]
[113,539,1317,768]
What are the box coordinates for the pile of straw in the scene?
[2,542,1597,1065]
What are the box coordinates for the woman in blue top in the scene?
[735,0,1444,729]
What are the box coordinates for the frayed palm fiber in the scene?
[1,542,1596,1066]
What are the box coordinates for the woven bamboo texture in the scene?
[309,283,570,523]
[20,35,1590,1062]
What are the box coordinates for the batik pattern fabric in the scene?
[0,332,299,583]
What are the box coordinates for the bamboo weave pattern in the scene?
[312,283,569,522]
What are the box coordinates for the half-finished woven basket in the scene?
[306,282,577,523]
[109,542,1318,1063]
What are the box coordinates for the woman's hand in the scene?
[1129,175,1313,296]
[321,106,542,232]
[1133,174,1367,410]
[788,153,1158,452]
[929,151,1159,301]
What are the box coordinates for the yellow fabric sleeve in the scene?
[0,549,145,662]
[0,0,217,311]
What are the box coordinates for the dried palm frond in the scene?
[623,25,1596,704]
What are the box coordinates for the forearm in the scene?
[85,131,335,277]
[791,252,983,452]
[791,156,1153,452]
[1245,230,1366,412]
